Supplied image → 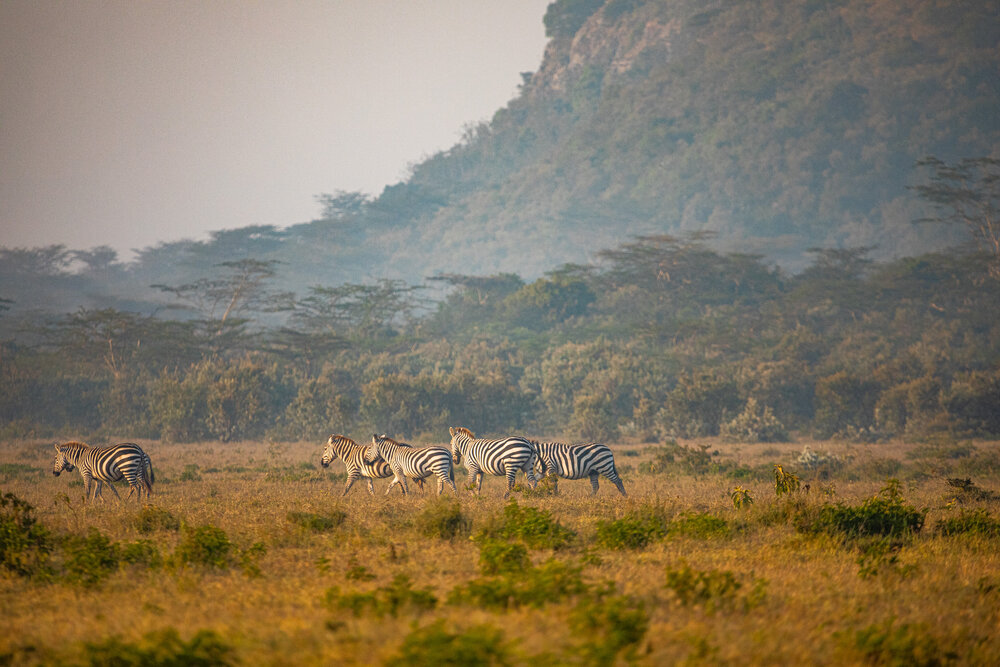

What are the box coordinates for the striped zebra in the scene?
[365,434,457,496]
[530,440,627,497]
[449,426,538,499]
[52,441,154,502]
[320,434,424,496]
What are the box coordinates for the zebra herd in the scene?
[322,427,627,499]
[51,427,627,502]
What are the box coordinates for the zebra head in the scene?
[321,435,340,468]
[449,426,472,465]
[365,434,384,463]
[52,443,73,476]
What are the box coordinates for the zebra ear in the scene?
[449,427,455,437]
[53,443,60,452]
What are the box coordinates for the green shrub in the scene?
[121,540,162,569]
[327,574,437,618]
[134,505,181,534]
[595,511,667,550]
[478,540,530,575]
[571,592,649,666]
[286,510,346,533]
[773,464,801,496]
[179,464,202,482]
[638,441,721,476]
[849,620,951,666]
[449,559,588,610]
[0,491,52,577]
[478,500,576,550]
[83,628,233,666]
[63,529,120,586]
[415,498,472,540]
[799,481,925,538]
[665,561,766,613]
[174,525,232,569]
[386,620,510,667]
[936,509,1000,538]
[720,397,788,442]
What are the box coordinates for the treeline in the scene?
[1,235,998,444]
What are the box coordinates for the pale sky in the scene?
[0,0,552,260]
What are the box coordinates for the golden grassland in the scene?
[2,436,1000,665]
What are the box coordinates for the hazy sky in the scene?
[0,0,552,260]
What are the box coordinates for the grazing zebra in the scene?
[449,426,538,499]
[530,440,627,497]
[52,441,154,502]
[320,434,424,496]
[365,434,457,496]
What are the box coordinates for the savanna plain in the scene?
[2,436,999,665]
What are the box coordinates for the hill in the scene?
[2,0,998,314]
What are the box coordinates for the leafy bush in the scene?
[849,620,951,666]
[478,540,530,575]
[0,491,52,577]
[415,498,472,540]
[595,511,667,550]
[731,486,754,510]
[120,540,162,569]
[327,574,437,618]
[571,592,649,666]
[134,505,181,534]
[385,620,510,667]
[773,464,801,496]
[798,481,925,538]
[665,561,766,613]
[62,529,120,586]
[638,441,723,476]
[448,559,588,611]
[668,512,732,539]
[286,510,346,533]
[936,509,1000,538]
[174,525,232,569]
[478,500,576,550]
[83,628,233,666]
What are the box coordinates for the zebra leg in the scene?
[106,481,123,502]
[549,471,560,495]
[342,474,360,497]
[503,467,518,500]
[610,474,627,497]
[365,478,375,495]
[589,473,600,495]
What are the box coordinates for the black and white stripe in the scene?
[52,441,154,502]
[320,434,424,496]
[365,434,457,496]
[449,426,537,499]
[531,440,627,497]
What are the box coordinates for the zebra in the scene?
[530,440,627,497]
[365,434,457,496]
[320,434,424,496]
[449,426,538,499]
[52,441,154,502]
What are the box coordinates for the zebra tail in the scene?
[147,455,155,485]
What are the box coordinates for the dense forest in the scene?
[2,0,999,443]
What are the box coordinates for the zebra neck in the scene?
[62,445,86,463]
[377,441,400,459]
[330,440,356,457]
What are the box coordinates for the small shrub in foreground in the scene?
[799,480,925,539]
[385,620,510,667]
[669,512,731,539]
[415,498,472,539]
[848,619,953,666]
[286,510,346,533]
[478,500,575,550]
[936,508,1000,538]
[83,628,233,666]
[174,524,232,569]
[0,491,52,577]
[665,561,767,613]
[134,505,181,534]
[326,574,437,618]
[571,591,649,666]
[595,511,667,550]
[448,559,588,610]
[478,540,530,575]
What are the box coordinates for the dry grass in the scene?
[2,436,999,665]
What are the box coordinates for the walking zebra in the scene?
[449,426,538,499]
[52,441,154,502]
[530,440,627,497]
[365,434,457,496]
[320,434,424,496]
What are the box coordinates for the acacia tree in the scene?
[913,156,1000,278]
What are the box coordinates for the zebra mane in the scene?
[58,441,89,452]
[328,435,358,449]
[451,426,474,439]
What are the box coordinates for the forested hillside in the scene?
[3,0,999,316]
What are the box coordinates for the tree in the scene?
[290,280,423,341]
[315,190,371,220]
[153,259,294,333]
[913,156,1000,278]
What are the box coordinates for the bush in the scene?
[849,620,950,666]
[478,540,530,575]
[571,592,649,666]
[478,501,576,550]
[638,441,722,476]
[415,498,472,540]
[327,574,437,618]
[0,491,52,577]
[134,505,181,534]
[386,620,510,667]
[720,397,788,442]
[174,525,232,569]
[83,628,233,666]
[286,510,346,533]
[936,509,1000,538]
[62,529,120,586]
[665,561,766,613]
[448,559,588,611]
[595,511,667,550]
[669,512,732,539]
[798,481,926,538]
